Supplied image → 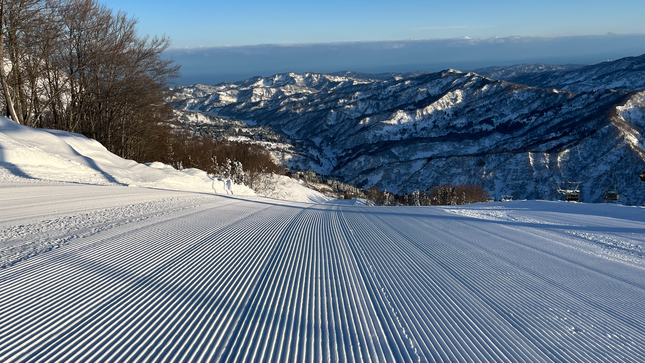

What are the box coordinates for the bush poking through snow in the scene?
[159,130,284,186]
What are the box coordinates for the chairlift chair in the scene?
[604,192,619,201]
[556,181,581,202]
[604,183,619,201]
[566,193,580,202]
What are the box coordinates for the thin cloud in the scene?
[165,34,645,85]
[415,26,483,30]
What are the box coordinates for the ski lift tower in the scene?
[556,181,581,202]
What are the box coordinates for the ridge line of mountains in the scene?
[169,53,645,204]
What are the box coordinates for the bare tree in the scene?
[0,0,64,125]
[43,0,177,159]
[0,0,180,161]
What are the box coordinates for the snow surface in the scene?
[0,116,254,195]
[251,173,331,203]
[2,117,645,362]
[0,116,327,203]
[2,185,645,362]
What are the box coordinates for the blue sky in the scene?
[100,0,645,47]
[98,0,645,85]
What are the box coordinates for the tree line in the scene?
[0,0,285,183]
[161,129,284,182]
[279,169,493,205]
[0,0,178,161]
[366,183,492,206]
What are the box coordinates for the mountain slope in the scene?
[472,63,584,81]
[0,116,255,194]
[171,69,645,204]
[506,54,645,92]
[0,117,334,203]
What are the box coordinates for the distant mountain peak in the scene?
[170,54,645,204]
[498,53,645,92]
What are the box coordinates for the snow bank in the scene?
[0,116,254,195]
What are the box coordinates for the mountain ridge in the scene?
[505,54,645,92]
[170,54,645,204]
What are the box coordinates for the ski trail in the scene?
[2,186,645,362]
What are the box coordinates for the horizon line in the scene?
[166,33,645,51]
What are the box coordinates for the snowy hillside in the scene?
[506,53,645,92]
[2,182,645,362]
[0,117,330,203]
[472,63,585,81]
[171,67,645,203]
[0,116,254,195]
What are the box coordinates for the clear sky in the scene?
[100,0,645,48]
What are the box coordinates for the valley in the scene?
[169,54,645,204]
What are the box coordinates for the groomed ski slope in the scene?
[2,183,645,362]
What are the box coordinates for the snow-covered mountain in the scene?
[505,54,645,92]
[472,63,584,81]
[170,60,645,204]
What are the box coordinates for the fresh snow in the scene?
[0,116,326,203]
[0,116,254,195]
[251,173,331,203]
[2,117,645,362]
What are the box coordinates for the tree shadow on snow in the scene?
[0,146,37,180]
[57,140,127,186]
